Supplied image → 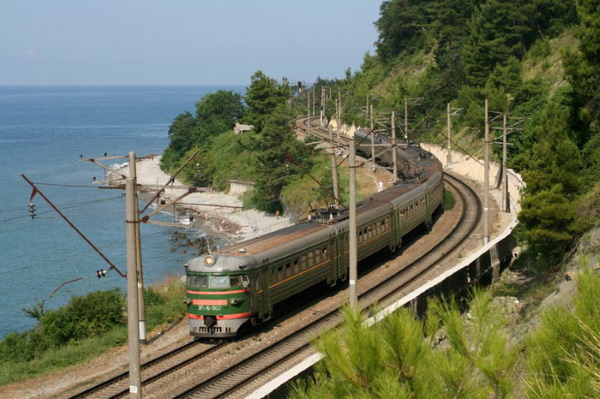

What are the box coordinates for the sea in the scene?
[0,85,244,339]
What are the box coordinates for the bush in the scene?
[40,288,125,346]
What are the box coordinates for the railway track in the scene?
[68,118,481,398]
[68,340,225,398]
[158,174,480,398]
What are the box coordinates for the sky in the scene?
[0,1,381,86]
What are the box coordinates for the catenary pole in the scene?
[483,99,490,245]
[129,152,146,345]
[404,97,409,140]
[502,113,510,212]
[447,103,452,170]
[307,88,311,136]
[392,111,398,181]
[329,125,340,207]
[349,139,358,307]
[126,177,142,398]
[370,104,376,171]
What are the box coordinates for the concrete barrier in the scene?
[247,144,525,399]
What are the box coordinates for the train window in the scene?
[210,275,229,288]
[308,252,314,267]
[293,259,299,274]
[230,275,250,288]
[186,275,208,289]
[285,262,292,277]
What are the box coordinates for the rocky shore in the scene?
[117,155,294,243]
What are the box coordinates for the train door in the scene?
[339,232,350,277]
[261,268,271,320]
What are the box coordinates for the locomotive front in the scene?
[184,253,254,338]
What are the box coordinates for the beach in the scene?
[118,155,293,244]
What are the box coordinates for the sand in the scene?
[115,156,293,244]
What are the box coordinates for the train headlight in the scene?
[230,298,244,306]
[204,255,217,267]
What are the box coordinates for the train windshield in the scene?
[186,275,208,289]
[186,274,249,289]
[210,275,229,288]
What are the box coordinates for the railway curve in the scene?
[68,116,485,398]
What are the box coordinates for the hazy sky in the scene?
[0,1,381,86]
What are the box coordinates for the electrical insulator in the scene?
[28,203,36,219]
[96,269,107,278]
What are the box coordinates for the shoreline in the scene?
[116,155,293,244]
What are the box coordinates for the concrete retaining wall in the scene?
[247,144,526,399]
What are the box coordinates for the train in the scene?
[183,128,445,338]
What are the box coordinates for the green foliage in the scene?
[143,279,186,330]
[292,290,519,398]
[40,289,125,346]
[524,269,600,397]
[0,279,185,385]
[564,0,600,145]
[463,0,538,87]
[375,0,433,62]
[243,105,314,212]
[242,70,291,133]
[161,90,244,172]
[519,98,584,264]
[22,299,47,321]
[280,154,348,219]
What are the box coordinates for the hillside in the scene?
[287,1,600,396]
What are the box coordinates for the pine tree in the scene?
[519,100,583,264]
[463,0,537,87]
[565,0,600,153]
[248,106,312,212]
[374,0,433,62]
[243,71,291,133]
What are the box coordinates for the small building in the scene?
[234,122,254,134]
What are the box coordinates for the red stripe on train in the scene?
[187,312,252,320]
[192,299,228,306]
[186,288,249,295]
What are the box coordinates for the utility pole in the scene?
[502,114,510,213]
[329,125,340,207]
[404,97,409,141]
[128,152,146,345]
[307,87,311,137]
[483,99,490,245]
[320,86,325,126]
[392,111,398,181]
[336,96,342,156]
[370,104,376,171]
[312,86,316,116]
[126,177,142,398]
[349,139,357,307]
[446,103,452,171]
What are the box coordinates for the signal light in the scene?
[96,269,107,278]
